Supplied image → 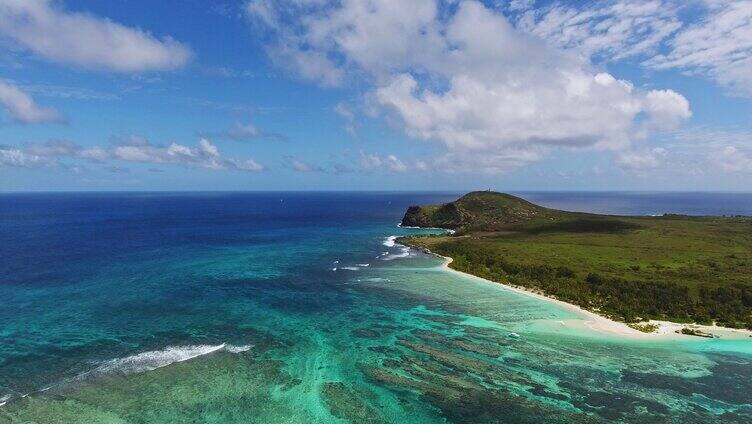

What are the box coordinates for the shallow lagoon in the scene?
[1,192,750,423]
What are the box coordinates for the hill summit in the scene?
[401,191,552,231]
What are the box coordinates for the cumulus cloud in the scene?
[0,80,63,124]
[644,1,752,96]
[247,0,691,173]
[0,0,192,72]
[715,146,752,173]
[0,137,264,172]
[0,146,45,167]
[112,137,264,171]
[245,0,443,86]
[384,154,407,172]
[642,89,692,130]
[616,147,667,171]
[359,151,416,173]
[283,157,325,172]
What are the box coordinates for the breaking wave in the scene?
[0,343,253,408]
[396,223,456,235]
[87,343,251,376]
[379,246,411,261]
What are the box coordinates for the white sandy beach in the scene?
[437,255,752,341]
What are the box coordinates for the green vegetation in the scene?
[678,328,715,338]
[400,191,752,329]
[628,323,659,333]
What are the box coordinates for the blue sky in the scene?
[1,0,751,191]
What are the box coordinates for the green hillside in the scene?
[400,192,752,329]
[402,191,556,230]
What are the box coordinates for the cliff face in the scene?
[401,203,466,229]
[401,206,432,228]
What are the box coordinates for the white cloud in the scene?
[508,0,536,12]
[633,126,752,176]
[385,154,407,172]
[359,151,383,170]
[281,156,356,174]
[432,146,545,174]
[516,0,681,61]
[359,151,413,173]
[0,137,264,172]
[23,139,78,157]
[335,101,358,135]
[0,80,63,123]
[78,146,110,161]
[642,89,692,130]
[245,0,444,86]
[290,159,315,172]
[226,122,260,140]
[334,102,355,121]
[271,45,345,87]
[644,1,752,96]
[662,126,752,148]
[205,121,286,142]
[23,83,120,101]
[616,147,667,171]
[113,137,262,171]
[248,0,691,173]
[285,157,324,172]
[715,146,752,173]
[0,147,45,167]
[228,157,265,172]
[0,0,192,72]
[514,1,752,97]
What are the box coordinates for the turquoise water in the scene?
[1,192,751,423]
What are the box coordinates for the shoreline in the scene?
[417,246,752,341]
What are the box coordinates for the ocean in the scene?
[1,192,751,423]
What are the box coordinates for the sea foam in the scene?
[382,235,397,247]
[0,343,252,408]
[380,246,411,261]
[397,223,456,235]
[89,343,251,376]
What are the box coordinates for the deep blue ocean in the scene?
[1,192,751,423]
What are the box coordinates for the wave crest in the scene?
[380,246,411,261]
[89,343,252,377]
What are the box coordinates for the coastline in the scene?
[421,248,752,341]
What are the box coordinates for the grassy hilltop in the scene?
[400,191,752,329]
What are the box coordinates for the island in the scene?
[399,191,752,331]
